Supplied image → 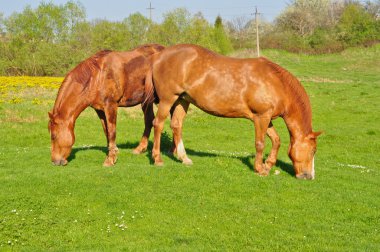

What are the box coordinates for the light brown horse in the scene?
[148,44,322,179]
[48,44,165,166]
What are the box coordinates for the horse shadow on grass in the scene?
[68,131,295,176]
[184,148,295,176]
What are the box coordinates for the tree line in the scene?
[228,0,380,53]
[0,0,379,76]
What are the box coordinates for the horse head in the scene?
[48,111,75,166]
[288,131,322,180]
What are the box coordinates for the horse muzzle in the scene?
[296,172,314,180]
[52,159,68,166]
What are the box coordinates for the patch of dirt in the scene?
[1,109,38,123]
[300,77,352,84]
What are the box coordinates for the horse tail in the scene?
[142,68,156,107]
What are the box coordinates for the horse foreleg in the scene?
[133,102,154,154]
[252,114,272,176]
[170,99,192,165]
[152,98,178,166]
[103,104,119,167]
[265,122,281,171]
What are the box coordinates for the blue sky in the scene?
[1,0,288,23]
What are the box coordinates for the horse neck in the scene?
[264,58,313,142]
[284,84,312,139]
[283,103,313,142]
[53,80,89,125]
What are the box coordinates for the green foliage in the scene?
[123,13,150,48]
[90,20,131,51]
[338,3,380,46]
[156,8,191,45]
[213,15,233,54]
[261,0,380,53]
[0,4,234,76]
[0,1,378,75]
[0,46,379,250]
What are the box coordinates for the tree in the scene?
[338,3,379,46]
[187,12,218,51]
[90,19,131,51]
[123,13,150,48]
[225,16,250,49]
[159,8,191,45]
[276,0,331,37]
[213,15,233,54]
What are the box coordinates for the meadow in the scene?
[0,45,379,250]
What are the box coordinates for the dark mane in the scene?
[136,44,165,57]
[52,50,112,115]
[262,57,312,134]
[68,50,112,85]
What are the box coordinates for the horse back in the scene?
[153,44,287,118]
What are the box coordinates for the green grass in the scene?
[1,45,379,250]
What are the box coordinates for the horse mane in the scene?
[52,50,112,115]
[136,44,165,57]
[68,50,112,85]
[261,57,312,134]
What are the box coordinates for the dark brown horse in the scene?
[48,44,164,166]
[149,44,322,179]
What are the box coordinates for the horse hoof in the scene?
[132,148,144,155]
[154,160,164,167]
[103,158,116,167]
[103,161,114,167]
[182,158,193,166]
[254,168,270,177]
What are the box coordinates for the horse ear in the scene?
[48,111,53,120]
[308,131,323,140]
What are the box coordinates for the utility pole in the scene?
[254,6,260,57]
[147,2,155,22]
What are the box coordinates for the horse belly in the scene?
[184,89,249,118]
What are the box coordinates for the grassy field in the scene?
[0,45,379,250]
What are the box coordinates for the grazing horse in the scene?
[48,44,164,166]
[148,44,322,179]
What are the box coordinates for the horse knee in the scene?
[153,118,159,127]
[273,136,281,148]
[255,141,265,152]
[170,119,181,131]
[153,118,164,131]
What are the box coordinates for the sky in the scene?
[0,0,289,23]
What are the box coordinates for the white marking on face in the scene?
[311,156,315,179]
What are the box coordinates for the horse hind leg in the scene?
[133,102,154,154]
[95,109,109,146]
[265,122,281,171]
[102,103,119,167]
[170,99,192,165]
[152,96,179,166]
